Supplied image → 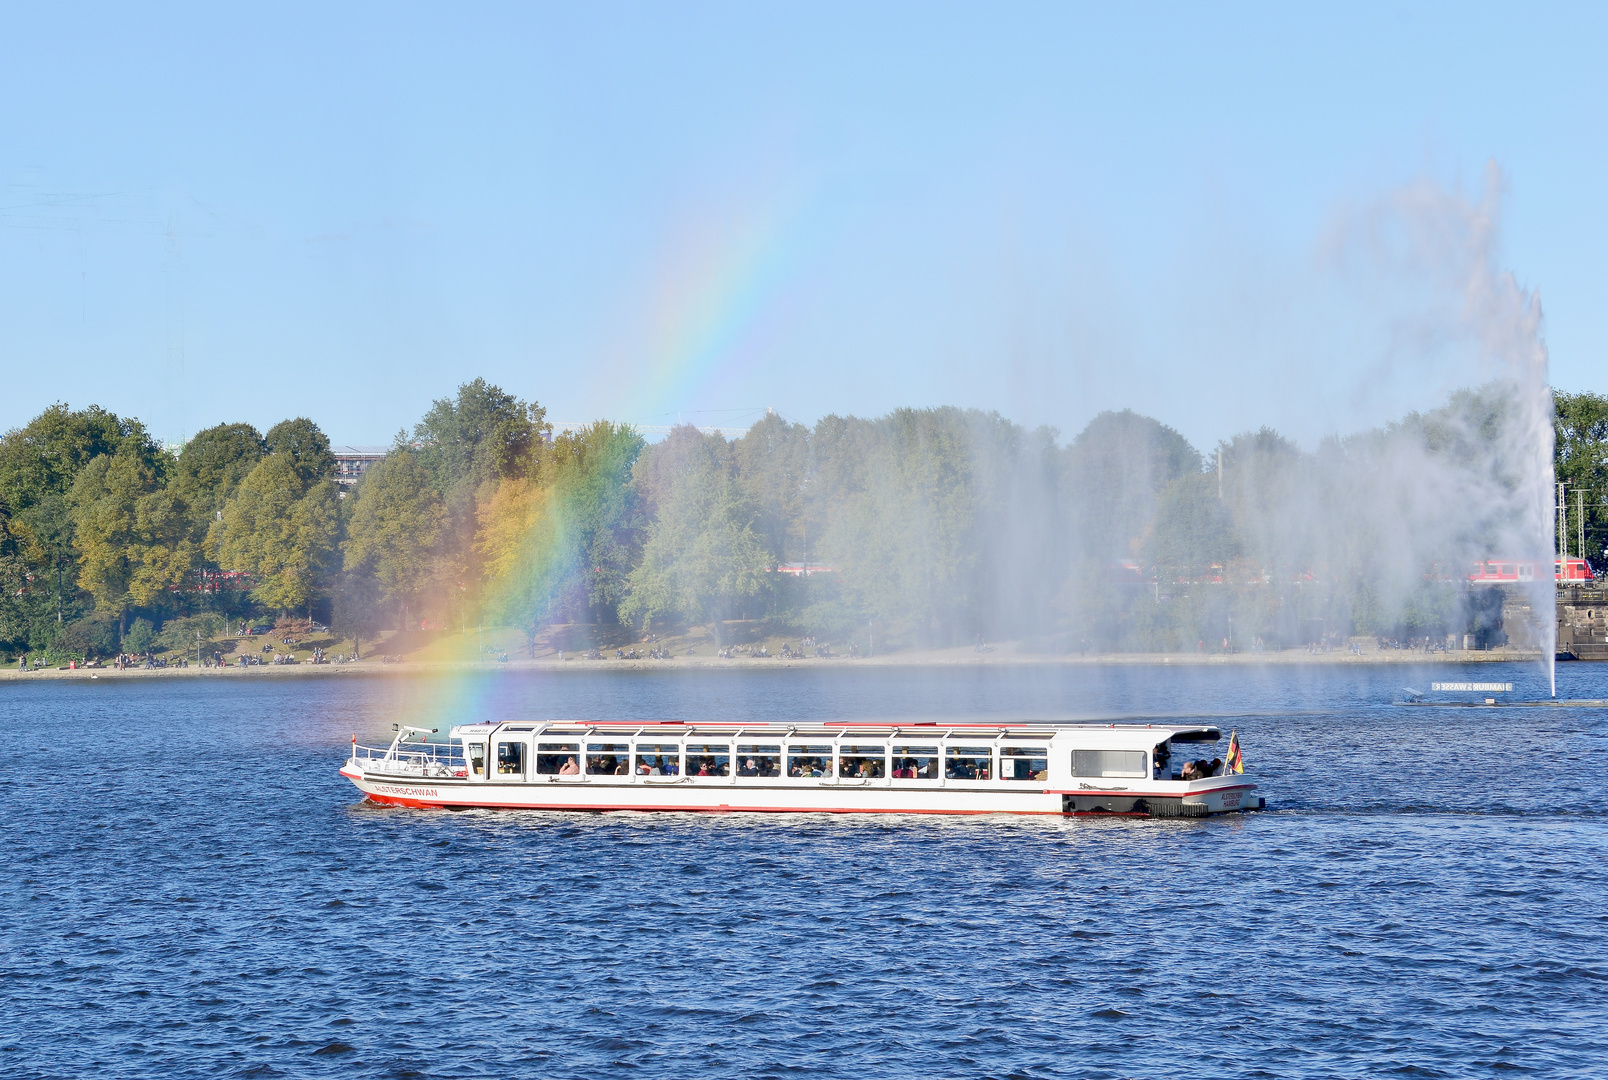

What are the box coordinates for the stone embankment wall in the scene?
[1557,585,1608,659]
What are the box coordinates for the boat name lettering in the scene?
[374,784,440,798]
[1221,791,1242,808]
[1078,783,1129,791]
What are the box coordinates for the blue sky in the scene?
[1,3,1602,452]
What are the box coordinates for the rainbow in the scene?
[613,187,816,423]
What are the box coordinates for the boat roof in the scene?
[449,720,1221,748]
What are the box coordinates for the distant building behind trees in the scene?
[332,446,388,486]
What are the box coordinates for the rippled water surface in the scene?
[3,661,1607,1079]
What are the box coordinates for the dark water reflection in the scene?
[2,661,1606,1078]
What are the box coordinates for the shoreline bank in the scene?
[0,645,1551,682]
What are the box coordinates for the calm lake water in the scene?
[2,661,1606,1079]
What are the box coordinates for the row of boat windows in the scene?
[473,741,1054,781]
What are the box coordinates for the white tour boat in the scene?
[340,719,1264,817]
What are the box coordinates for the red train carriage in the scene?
[1468,558,1594,584]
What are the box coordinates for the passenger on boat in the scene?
[1180,761,1198,781]
[738,758,759,777]
[1209,757,1223,776]
[1153,744,1171,779]
[559,756,580,775]
[614,759,629,775]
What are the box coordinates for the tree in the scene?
[818,408,985,646]
[1143,473,1239,582]
[733,414,814,566]
[1554,390,1608,562]
[0,403,143,646]
[173,423,266,535]
[124,617,155,654]
[414,378,545,498]
[264,418,336,485]
[621,455,769,644]
[0,503,32,647]
[478,422,644,652]
[551,422,646,617]
[332,563,385,659]
[412,380,548,626]
[344,450,447,629]
[478,476,565,651]
[630,424,731,522]
[16,492,73,627]
[211,452,339,614]
[1064,410,1201,562]
[68,429,194,636]
[0,403,127,516]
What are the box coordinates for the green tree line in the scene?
[2,382,1604,661]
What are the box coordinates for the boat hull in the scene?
[340,764,1260,817]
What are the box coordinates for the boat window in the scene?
[1072,750,1147,778]
[634,743,680,776]
[890,744,938,779]
[536,742,580,775]
[839,744,886,779]
[945,745,993,780]
[685,743,730,778]
[496,741,525,776]
[586,743,631,776]
[468,742,486,777]
[736,744,781,777]
[1000,747,1049,781]
[787,744,832,777]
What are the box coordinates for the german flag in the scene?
[1225,730,1245,775]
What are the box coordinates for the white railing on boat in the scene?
[352,740,467,779]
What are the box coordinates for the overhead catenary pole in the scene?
[1578,489,1585,568]
[1558,482,1567,562]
